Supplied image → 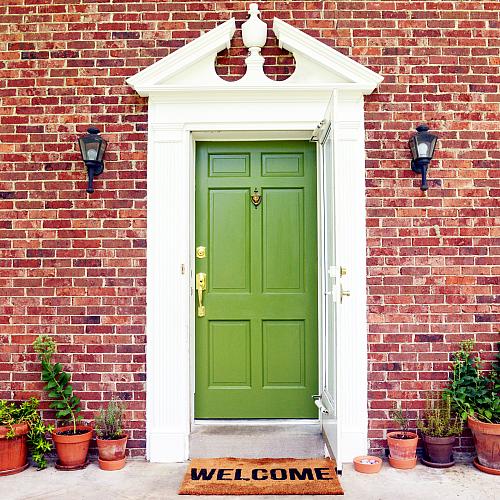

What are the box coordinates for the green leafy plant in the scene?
[417,391,463,437]
[391,401,411,437]
[0,397,54,469]
[444,340,500,424]
[95,397,126,440]
[33,335,83,434]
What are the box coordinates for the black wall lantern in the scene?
[78,127,107,194]
[408,124,438,191]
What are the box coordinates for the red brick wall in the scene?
[0,1,498,458]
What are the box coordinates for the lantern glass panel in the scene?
[409,129,437,161]
[417,140,430,157]
[78,133,107,163]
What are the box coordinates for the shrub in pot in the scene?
[33,335,93,470]
[387,402,418,469]
[445,340,500,474]
[417,391,462,468]
[0,398,53,475]
[95,397,128,471]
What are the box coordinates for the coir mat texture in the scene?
[178,457,344,495]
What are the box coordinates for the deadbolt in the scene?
[196,246,206,259]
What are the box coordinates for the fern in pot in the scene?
[33,335,93,470]
[417,392,462,468]
[95,398,128,471]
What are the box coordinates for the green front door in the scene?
[195,141,318,418]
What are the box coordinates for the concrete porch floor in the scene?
[0,460,497,500]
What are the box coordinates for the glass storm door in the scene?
[194,141,318,418]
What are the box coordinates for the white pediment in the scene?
[127,8,382,96]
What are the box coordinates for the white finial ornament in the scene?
[241,3,270,83]
[242,3,267,49]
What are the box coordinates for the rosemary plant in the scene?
[95,398,126,440]
[417,392,462,437]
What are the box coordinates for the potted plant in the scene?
[417,391,462,468]
[33,335,93,470]
[445,340,500,475]
[387,402,418,469]
[0,397,53,475]
[95,397,128,471]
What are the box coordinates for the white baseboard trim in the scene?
[147,430,189,462]
[339,429,368,465]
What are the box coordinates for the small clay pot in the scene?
[468,416,500,472]
[422,434,455,466]
[96,435,127,471]
[387,431,418,461]
[52,425,93,469]
[0,423,29,476]
[353,455,382,474]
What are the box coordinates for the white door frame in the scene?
[126,13,382,464]
[143,89,370,464]
[189,129,323,430]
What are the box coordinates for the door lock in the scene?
[196,272,207,317]
[196,246,206,259]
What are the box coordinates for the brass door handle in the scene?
[196,273,206,317]
[340,283,350,304]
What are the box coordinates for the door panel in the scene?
[209,154,250,177]
[209,321,251,387]
[262,320,305,387]
[209,189,250,292]
[195,141,317,419]
[262,189,304,292]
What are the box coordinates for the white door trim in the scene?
[144,90,370,464]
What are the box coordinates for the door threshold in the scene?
[193,419,320,426]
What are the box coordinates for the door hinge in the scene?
[312,395,329,414]
[310,120,330,142]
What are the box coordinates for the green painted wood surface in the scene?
[195,141,318,418]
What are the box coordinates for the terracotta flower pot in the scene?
[96,435,128,470]
[422,435,456,466]
[0,423,29,476]
[388,456,417,469]
[98,456,126,471]
[52,425,93,469]
[468,416,500,472]
[387,431,418,462]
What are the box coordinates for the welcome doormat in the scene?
[178,457,343,495]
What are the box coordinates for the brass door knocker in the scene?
[251,188,262,208]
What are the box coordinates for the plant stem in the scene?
[42,359,76,433]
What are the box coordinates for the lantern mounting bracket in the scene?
[84,160,105,194]
[411,158,430,192]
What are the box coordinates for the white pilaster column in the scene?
[147,126,190,462]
